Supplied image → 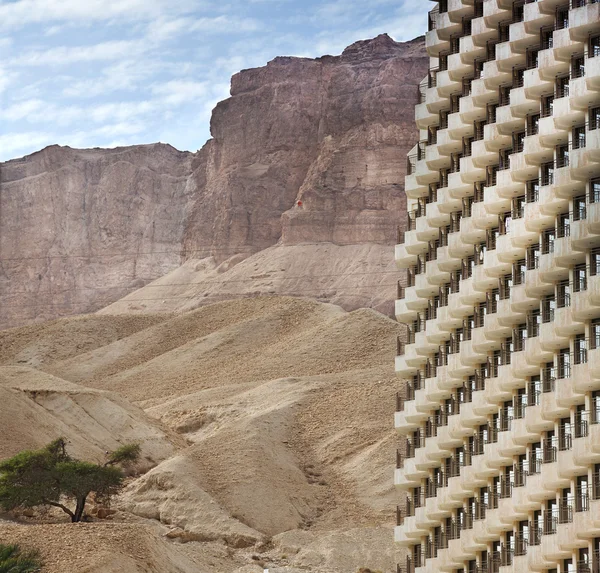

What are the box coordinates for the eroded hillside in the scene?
[0,296,403,572]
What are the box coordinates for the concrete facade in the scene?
[395,1,600,572]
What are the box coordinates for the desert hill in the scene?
[0,34,427,329]
[0,296,404,572]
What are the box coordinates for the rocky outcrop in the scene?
[0,144,194,328]
[0,35,427,329]
[182,34,427,258]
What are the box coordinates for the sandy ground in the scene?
[0,296,406,572]
[99,244,399,317]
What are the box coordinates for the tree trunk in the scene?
[73,496,87,523]
[44,499,75,521]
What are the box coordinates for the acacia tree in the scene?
[0,438,140,523]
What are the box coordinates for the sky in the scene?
[0,0,430,162]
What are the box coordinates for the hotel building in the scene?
[395,1,600,572]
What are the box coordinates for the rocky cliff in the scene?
[183,34,427,257]
[0,34,428,329]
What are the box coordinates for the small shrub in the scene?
[0,543,43,573]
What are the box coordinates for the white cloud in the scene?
[0,131,55,157]
[13,39,147,66]
[0,0,202,29]
[152,80,208,106]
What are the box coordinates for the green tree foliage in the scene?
[104,443,141,468]
[0,543,42,573]
[0,439,140,523]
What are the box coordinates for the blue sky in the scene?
[0,0,430,162]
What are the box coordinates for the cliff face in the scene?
[183,34,428,258]
[0,144,194,328]
[0,35,427,329]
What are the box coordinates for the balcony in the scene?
[426,28,450,57]
[538,46,570,81]
[589,55,600,91]
[496,40,524,70]
[571,146,600,182]
[538,115,568,147]
[471,16,496,47]
[495,103,525,133]
[570,75,600,111]
[569,0,600,41]
[553,94,586,130]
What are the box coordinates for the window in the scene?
[590,178,600,203]
[463,136,473,158]
[557,280,570,308]
[542,95,554,118]
[450,211,461,233]
[440,168,449,189]
[428,125,438,145]
[513,67,525,88]
[526,48,539,70]
[487,288,499,314]
[559,419,572,451]
[500,274,512,300]
[573,125,586,149]
[450,94,461,114]
[451,153,462,173]
[541,27,553,50]
[591,35,600,58]
[573,195,586,221]
[474,119,485,141]
[513,131,525,153]
[513,259,526,285]
[556,6,569,30]
[499,148,512,171]
[450,35,460,56]
[557,212,570,238]
[513,195,525,219]
[556,75,569,98]
[593,390,600,424]
[474,242,486,266]
[474,182,485,203]
[574,264,587,292]
[527,114,540,136]
[462,255,475,279]
[474,58,484,81]
[526,179,539,203]
[557,144,569,168]
[528,309,541,338]
[591,107,600,131]
[542,228,555,254]
[514,324,527,352]
[527,243,540,270]
[574,333,587,364]
[558,348,571,379]
[440,109,449,129]
[486,165,498,187]
[499,85,511,107]
[513,2,524,23]
[487,103,498,124]
[572,54,585,79]
[575,406,589,440]
[542,295,556,323]
[499,212,511,235]
[439,53,449,72]
[541,161,554,186]
[592,249,600,277]
[487,227,499,250]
